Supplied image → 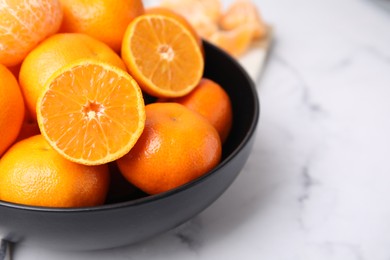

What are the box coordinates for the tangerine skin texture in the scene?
[117,103,222,195]
[59,0,145,52]
[0,64,25,156]
[0,0,63,66]
[167,78,233,143]
[0,135,110,208]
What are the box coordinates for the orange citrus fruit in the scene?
[117,102,222,195]
[145,6,203,51]
[36,59,146,166]
[59,0,145,52]
[0,64,25,156]
[162,78,233,143]
[0,135,110,208]
[19,33,127,120]
[121,13,204,98]
[0,0,63,67]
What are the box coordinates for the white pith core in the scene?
[82,101,104,120]
[158,44,174,61]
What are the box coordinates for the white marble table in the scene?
[13,0,390,259]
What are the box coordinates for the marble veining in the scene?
[173,218,203,253]
[272,53,325,114]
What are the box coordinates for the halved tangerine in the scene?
[36,60,146,165]
[121,13,204,98]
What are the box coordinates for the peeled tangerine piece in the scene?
[160,0,220,38]
[159,0,268,57]
[219,0,268,40]
[209,24,254,58]
[160,0,222,22]
[194,0,222,23]
[188,10,219,39]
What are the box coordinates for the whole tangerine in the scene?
[0,135,110,208]
[117,102,222,195]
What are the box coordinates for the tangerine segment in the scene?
[37,60,146,166]
[160,0,221,38]
[219,0,267,40]
[121,14,204,98]
[209,24,254,57]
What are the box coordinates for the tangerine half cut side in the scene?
[37,60,146,166]
[121,13,204,98]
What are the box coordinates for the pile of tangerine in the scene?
[0,0,233,208]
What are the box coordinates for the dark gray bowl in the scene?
[0,41,260,251]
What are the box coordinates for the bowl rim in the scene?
[0,42,260,213]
